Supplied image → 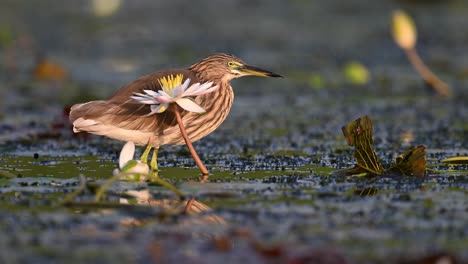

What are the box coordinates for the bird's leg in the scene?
[174,108,209,175]
[150,147,159,177]
[140,144,152,163]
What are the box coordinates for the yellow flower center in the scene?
[157,74,184,91]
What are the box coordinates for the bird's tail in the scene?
[69,100,109,132]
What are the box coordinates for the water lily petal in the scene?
[183,83,200,95]
[191,82,209,93]
[150,104,168,113]
[190,82,216,95]
[171,79,191,97]
[158,90,172,99]
[172,84,184,98]
[180,78,191,91]
[119,142,135,169]
[198,81,214,90]
[143,90,160,97]
[175,98,206,113]
[155,95,172,104]
[130,96,158,104]
[161,86,173,97]
[130,95,156,101]
[132,92,159,100]
[189,85,219,96]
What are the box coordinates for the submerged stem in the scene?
[60,175,87,205]
[95,173,122,202]
[149,177,185,199]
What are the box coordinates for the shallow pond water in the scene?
[1,1,467,263]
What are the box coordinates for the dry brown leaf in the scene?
[386,145,426,177]
[338,116,426,177]
[341,115,384,175]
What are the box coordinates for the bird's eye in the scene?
[227,61,235,67]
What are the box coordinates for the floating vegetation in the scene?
[441,156,468,165]
[0,170,16,179]
[343,61,370,86]
[336,115,426,177]
[386,145,427,177]
[341,115,384,175]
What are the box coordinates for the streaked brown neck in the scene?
[188,61,226,85]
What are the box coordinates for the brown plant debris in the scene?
[387,145,427,177]
[341,115,384,175]
[338,115,426,177]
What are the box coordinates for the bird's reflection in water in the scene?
[119,189,226,226]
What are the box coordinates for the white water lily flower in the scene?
[113,142,149,176]
[130,74,218,115]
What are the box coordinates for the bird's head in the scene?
[189,53,282,83]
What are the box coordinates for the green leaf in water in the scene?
[440,156,468,164]
[0,170,16,179]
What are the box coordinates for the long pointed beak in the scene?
[237,65,283,78]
